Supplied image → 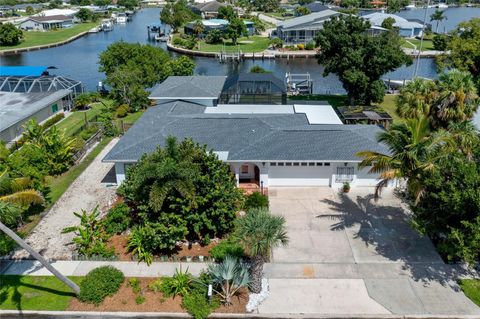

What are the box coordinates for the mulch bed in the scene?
[107,235,219,262]
[68,277,248,313]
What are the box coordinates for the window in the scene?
[285,162,292,166]
[301,162,307,166]
[293,162,299,166]
[324,163,330,166]
[336,167,354,182]
[278,162,284,166]
[308,162,315,166]
[271,162,277,166]
[241,165,249,174]
[316,163,323,166]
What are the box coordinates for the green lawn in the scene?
[121,110,145,124]
[459,279,480,306]
[196,36,270,53]
[402,38,435,51]
[0,275,83,310]
[56,103,105,137]
[46,137,113,205]
[0,23,98,51]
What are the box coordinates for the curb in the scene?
[1,311,479,319]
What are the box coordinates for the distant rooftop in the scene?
[149,76,227,99]
[0,90,71,132]
[277,10,341,30]
[362,12,423,29]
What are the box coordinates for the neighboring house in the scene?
[276,10,341,44]
[184,18,255,37]
[104,75,390,191]
[191,0,226,19]
[305,2,330,12]
[34,8,78,18]
[0,90,71,143]
[19,15,74,31]
[361,12,424,38]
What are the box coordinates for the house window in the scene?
[336,167,354,182]
[316,163,323,166]
[241,165,249,174]
[308,162,315,166]
[293,162,299,166]
[271,162,277,166]
[301,162,307,166]
[324,163,330,166]
[285,162,292,166]
[278,162,284,166]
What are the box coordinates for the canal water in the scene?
[1,8,478,92]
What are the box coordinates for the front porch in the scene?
[230,162,269,196]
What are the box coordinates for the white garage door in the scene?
[268,165,332,186]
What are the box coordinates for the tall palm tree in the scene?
[396,77,437,119]
[0,170,80,294]
[430,9,447,33]
[357,115,451,202]
[234,208,288,293]
[433,69,479,128]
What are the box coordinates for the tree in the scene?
[0,23,22,46]
[192,20,204,38]
[250,65,269,73]
[25,5,34,15]
[251,0,280,12]
[295,6,310,16]
[430,9,447,33]
[205,29,223,44]
[381,17,396,30]
[117,0,138,10]
[432,34,448,51]
[396,77,437,119]
[218,5,236,21]
[226,17,247,45]
[208,256,250,305]
[437,18,480,91]
[76,8,93,22]
[160,0,196,32]
[167,56,195,76]
[0,171,80,294]
[234,208,288,293]
[316,15,411,105]
[386,0,409,13]
[357,115,452,201]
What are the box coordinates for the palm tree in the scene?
[430,9,447,33]
[0,170,80,294]
[234,208,288,293]
[433,69,479,128]
[208,255,250,305]
[357,115,451,202]
[396,77,437,119]
[192,20,204,39]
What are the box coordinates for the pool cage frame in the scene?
[0,75,84,96]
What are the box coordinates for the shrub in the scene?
[269,37,283,49]
[208,256,249,304]
[244,192,269,210]
[0,234,16,257]
[182,290,218,319]
[148,278,163,292]
[297,43,305,50]
[104,203,131,235]
[135,294,146,304]
[205,29,223,44]
[116,104,129,118]
[128,278,141,294]
[79,124,99,141]
[433,34,448,51]
[305,42,315,50]
[209,238,244,261]
[160,267,192,298]
[79,266,124,304]
[43,113,65,129]
[173,36,196,50]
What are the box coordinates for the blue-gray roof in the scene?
[104,101,389,163]
[149,76,226,99]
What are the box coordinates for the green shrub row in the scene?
[79,266,124,305]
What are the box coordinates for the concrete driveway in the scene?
[259,187,480,316]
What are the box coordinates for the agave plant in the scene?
[208,255,250,305]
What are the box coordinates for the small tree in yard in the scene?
[208,255,250,304]
[226,17,247,45]
[0,23,22,46]
[234,208,288,293]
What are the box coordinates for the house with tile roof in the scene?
[104,75,390,192]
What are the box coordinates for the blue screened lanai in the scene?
[0,66,49,77]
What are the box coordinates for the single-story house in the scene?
[19,15,74,31]
[34,8,78,18]
[191,0,226,19]
[305,2,331,12]
[0,90,71,143]
[184,18,255,36]
[104,75,391,191]
[276,10,341,44]
[361,12,424,38]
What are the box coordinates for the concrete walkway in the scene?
[12,138,119,260]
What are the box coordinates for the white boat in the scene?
[437,3,448,8]
[116,12,127,23]
[405,4,416,9]
[101,19,113,31]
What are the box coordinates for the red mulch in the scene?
[68,277,247,313]
[107,235,218,261]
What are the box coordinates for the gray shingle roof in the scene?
[277,10,340,30]
[149,76,227,99]
[104,101,389,163]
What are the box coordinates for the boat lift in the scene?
[286,72,313,95]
